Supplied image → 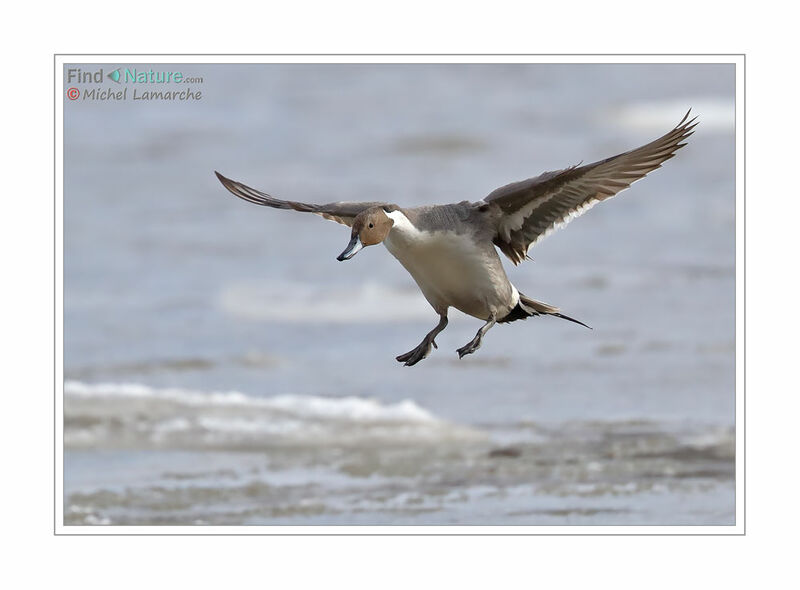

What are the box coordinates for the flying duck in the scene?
[216,111,696,366]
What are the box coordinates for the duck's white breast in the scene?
[383,210,516,319]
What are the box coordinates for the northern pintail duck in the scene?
[216,111,696,366]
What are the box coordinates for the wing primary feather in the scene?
[485,111,697,263]
[215,171,391,227]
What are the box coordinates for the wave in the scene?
[64,380,482,450]
[612,98,734,133]
[218,280,435,323]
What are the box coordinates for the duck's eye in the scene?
[368,223,374,229]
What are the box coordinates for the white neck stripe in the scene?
[385,209,419,235]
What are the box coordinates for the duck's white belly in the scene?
[384,228,516,320]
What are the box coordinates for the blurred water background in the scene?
[63,63,735,525]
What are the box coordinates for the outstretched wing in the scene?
[215,171,388,227]
[484,111,698,264]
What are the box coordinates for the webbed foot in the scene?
[456,314,496,360]
[456,336,482,359]
[396,338,437,367]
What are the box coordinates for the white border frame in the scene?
[54,54,744,535]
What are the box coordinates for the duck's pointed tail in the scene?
[498,293,592,329]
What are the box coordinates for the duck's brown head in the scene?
[336,207,395,261]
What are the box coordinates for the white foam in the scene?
[64,380,482,450]
[64,380,437,423]
[266,394,436,422]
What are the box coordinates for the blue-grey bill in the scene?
[336,236,363,261]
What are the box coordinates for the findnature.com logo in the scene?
[65,67,204,102]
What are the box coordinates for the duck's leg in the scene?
[396,314,449,367]
[457,313,497,359]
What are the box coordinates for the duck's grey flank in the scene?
[216,111,697,366]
